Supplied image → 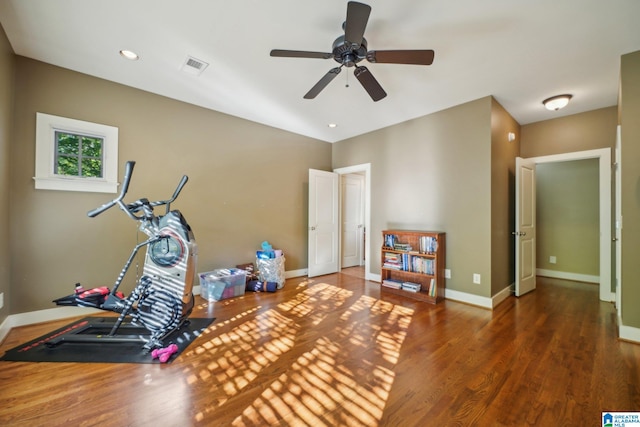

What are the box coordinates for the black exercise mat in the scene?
[0,316,215,364]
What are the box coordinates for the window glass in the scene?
[54,131,104,177]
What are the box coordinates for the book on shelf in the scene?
[383,234,417,252]
[427,278,436,297]
[419,236,438,254]
[401,281,421,293]
[393,243,413,251]
[384,234,398,248]
[383,252,413,271]
[411,257,435,275]
[383,252,402,270]
[382,279,403,289]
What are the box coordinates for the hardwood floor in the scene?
[0,274,638,426]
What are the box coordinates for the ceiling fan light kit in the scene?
[543,94,572,111]
[270,1,435,102]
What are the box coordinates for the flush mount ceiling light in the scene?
[328,123,338,128]
[543,94,572,111]
[119,49,139,60]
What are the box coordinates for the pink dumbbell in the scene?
[151,343,178,363]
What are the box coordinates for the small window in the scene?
[55,131,104,178]
[35,113,118,193]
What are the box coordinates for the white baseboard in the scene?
[193,268,307,296]
[536,268,599,284]
[5,270,636,346]
[285,269,308,279]
[619,323,640,344]
[0,306,101,344]
[491,285,513,308]
[1,268,310,344]
[445,288,493,309]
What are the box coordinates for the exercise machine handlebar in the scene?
[87,161,136,218]
[86,161,189,220]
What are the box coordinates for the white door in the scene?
[341,174,365,268]
[308,169,339,277]
[515,157,537,296]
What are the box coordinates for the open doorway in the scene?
[525,148,612,302]
[340,172,365,269]
[536,159,599,282]
[334,164,372,281]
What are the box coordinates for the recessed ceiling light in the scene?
[328,123,337,128]
[543,94,572,111]
[119,50,139,61]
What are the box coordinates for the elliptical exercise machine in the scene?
[51,161,198,350]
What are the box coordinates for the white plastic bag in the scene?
[256,255,286,289]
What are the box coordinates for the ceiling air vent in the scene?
[181,56,209,76]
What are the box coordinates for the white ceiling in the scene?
[1,0,639,143]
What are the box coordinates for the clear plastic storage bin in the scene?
[199,268,247,302]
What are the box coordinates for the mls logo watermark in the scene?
[603,412,640,427]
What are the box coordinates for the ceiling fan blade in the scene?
[270,49,333,59]
[344,1,371,46]
[366,50,435,65]
[354,66,386,102]
[304,67,342,99]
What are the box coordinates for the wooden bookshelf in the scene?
[381,230,446,304]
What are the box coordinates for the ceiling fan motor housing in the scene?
[332,35,367,67]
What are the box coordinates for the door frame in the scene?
[340,172,365,268]
[615,126,622,319]
[527,148,612,302]
[334,163,373,281]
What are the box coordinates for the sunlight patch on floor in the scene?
[278,281,354,325]
[187,281,414,425]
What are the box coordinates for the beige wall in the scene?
[9,57,331,314]
[333,97,495,298]
[0,26,12,323]
[520,107,617,158]
[490,99,521,295]
[2,31,634,325]
[620,50,640,328]
[536,159,599,276]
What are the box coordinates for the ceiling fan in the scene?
[270,1,435,102]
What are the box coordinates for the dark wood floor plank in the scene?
[0,273,638,426]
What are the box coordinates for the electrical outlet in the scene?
[444,269,451,279]
[549,256,557,264]
[0,292,3,309]
[473,274,481,284]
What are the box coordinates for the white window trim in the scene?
[34,113,119,193]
